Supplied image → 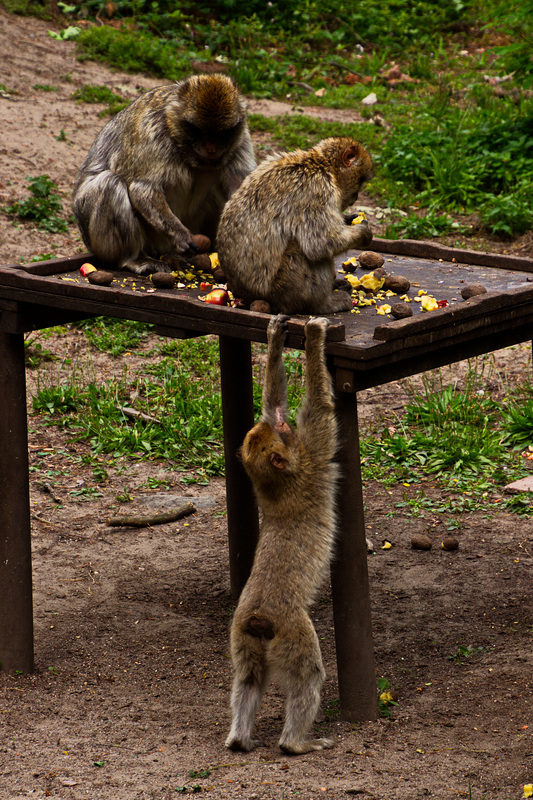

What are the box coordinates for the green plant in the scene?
[377,677,398,718]
[4,175,69,233]
[74,317,153,356]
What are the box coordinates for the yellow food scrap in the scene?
[351,212,367,225]
[209,252,220,269]
[523,785,533,798]
[376,304,391,315]
[184,272,195,281]
[417,288,427,296]
[342,256,359,268]
[420,295,438,312]
[360,272,385,292]
[345,274,361,289]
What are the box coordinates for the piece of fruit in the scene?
[190,234,211,253]
[345,274,361,289]
[461,284,487,300]
[383,274,410,293]
[202,288,229,305]
[151,272,176,288]
[420,294,438,312]
[80,262,96,277]
[87,270,113,286]
[350,212,367,225]
[192,253,212,271]
[360,272,385,292]
[342,255,359,272]
[390,301,413,319]
[209,252,220,269]
[376,304,391,315]
[358,251,385,270]
[250,300,271,314]
[441,536,459,551]
[411,534,432,551]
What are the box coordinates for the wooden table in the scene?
[1,239,533,721]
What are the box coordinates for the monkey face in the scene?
[241,421,297,486]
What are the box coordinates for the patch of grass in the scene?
[73,317,153,357]
[4,175,69,233]
[71,83,129,116]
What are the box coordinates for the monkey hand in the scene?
[267,314,290,348]
[349,218,373,248]
[305,316,330,343]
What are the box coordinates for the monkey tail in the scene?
[246,615,276,641]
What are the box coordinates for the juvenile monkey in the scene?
[72,74,256,275]
[217,136,374,314]
[226,315,338,754]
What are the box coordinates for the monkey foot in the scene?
[279,736,334,754]
[225,735,263,752]
[123,257,171,276]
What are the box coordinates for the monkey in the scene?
[226,314,338,755]
[72,74,256,275]
[216,136,374,315]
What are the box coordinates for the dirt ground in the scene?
[1,8,533,800]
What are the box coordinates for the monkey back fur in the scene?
[217,136,374,315]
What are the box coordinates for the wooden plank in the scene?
[0,268,346,344]
[372,237,533,272]
[373,284,533,342]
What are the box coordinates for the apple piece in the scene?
[203,289,229,306]
[80,262,97,277]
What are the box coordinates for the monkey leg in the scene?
[272,254,352,315]
[273,616,334,754]
[225,636,269,752]
[73,171,146,267]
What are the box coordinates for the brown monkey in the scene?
[72,75,256,275]
[217,136,374,314]
[226,314,338,754]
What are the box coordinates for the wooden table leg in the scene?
[0,331,34,673]
[219,336,259,600]
[331,387,378,720]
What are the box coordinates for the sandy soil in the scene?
[1,8,533,800]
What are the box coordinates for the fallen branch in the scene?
[106,502,196,528]
[119,406,160,424]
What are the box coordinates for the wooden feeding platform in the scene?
[1,238,532,721]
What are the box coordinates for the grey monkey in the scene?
[73,74,256,275]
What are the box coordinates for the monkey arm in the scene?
[127,180,194,252]
[297,318,337,459]
[262,316,289,426]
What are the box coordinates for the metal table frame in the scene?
[2,238,533,722]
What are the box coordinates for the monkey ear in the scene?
[342,143,360,168]
[270,452,286,470]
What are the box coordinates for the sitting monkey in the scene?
[72,74,256,275]
[217,136,373,314]
[226,315,338,754]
